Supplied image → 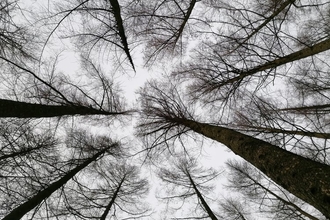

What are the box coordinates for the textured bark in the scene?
[2,145,114,220]
[230,163,320,220]
[0,99,125,118]
[186,171,218,220]
[172,117,330,218]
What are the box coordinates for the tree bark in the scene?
[229,162,320,220]
[172,117,330,218]
[2,144,115,220]
[0,99,125,118]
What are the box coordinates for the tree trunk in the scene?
[186,171,218,220]
[229,162,320,220]
[239,125,330,139]
[0,99,124,118]
[173,117,330,218]
[108,0,135,71]
[278,104,330,114]
[1,144,115,220]
[222,38,330,87]
[100,175,126,220]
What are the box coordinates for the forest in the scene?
[0,0,330,219]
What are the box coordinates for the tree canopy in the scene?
[0,0,330,219]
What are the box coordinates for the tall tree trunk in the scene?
[278,104,330,114]
[108,0,135,71]
[186,171,218,220]
[172,0,197,46]
[228,0,295,55]
[221,38,330,87]
[2,144,115,220]
[239,125,330,139]
[172,117,330,218]
[100,175,126,220]
[0,99,125,118]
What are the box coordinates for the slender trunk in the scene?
[172,117,330,218]
[278,104,330,113]
[0,99,124,118]
[108,0,135,71]
[227,0,295,56]
[239,125,330,139]
[100,175,126,220]
[186,171,218,220]
[221,38,330,87]
[172,0,197,46]
[2,145,115,220]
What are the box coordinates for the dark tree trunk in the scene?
[278,104,330,114]
[186,171,218,220]
[172,117,330,218]
[221,38,330,87]
[229,162,320,220]
[100,175,125,220]
[239,125,330,139]
[0,99,124,118]
[108,0,135,71]
[1,144,115,220]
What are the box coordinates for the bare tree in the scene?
[57,161,150,220]
[127,0,204,65]
[226,160,325,220]
[0,54,132,119]
[157,157,220,220]
[0,0,36,60]
[0,119,60,217]
[41,0,136,70]
[138,80,330,218]
[217,197,252,220]
[1,130,120,220]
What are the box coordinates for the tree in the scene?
[1,130,120,220]
[0,98,129,118]
[0,0,35,60]
[43,0,135,70]
[3,0,330,219]
[127,0,202,65]
[217,197,252,220]
[0,119,60,217]
[138,80,330,218]
[60,161,150,220]
[226,160,325,220]
[0,54,131,119]
[157,157,220,220]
